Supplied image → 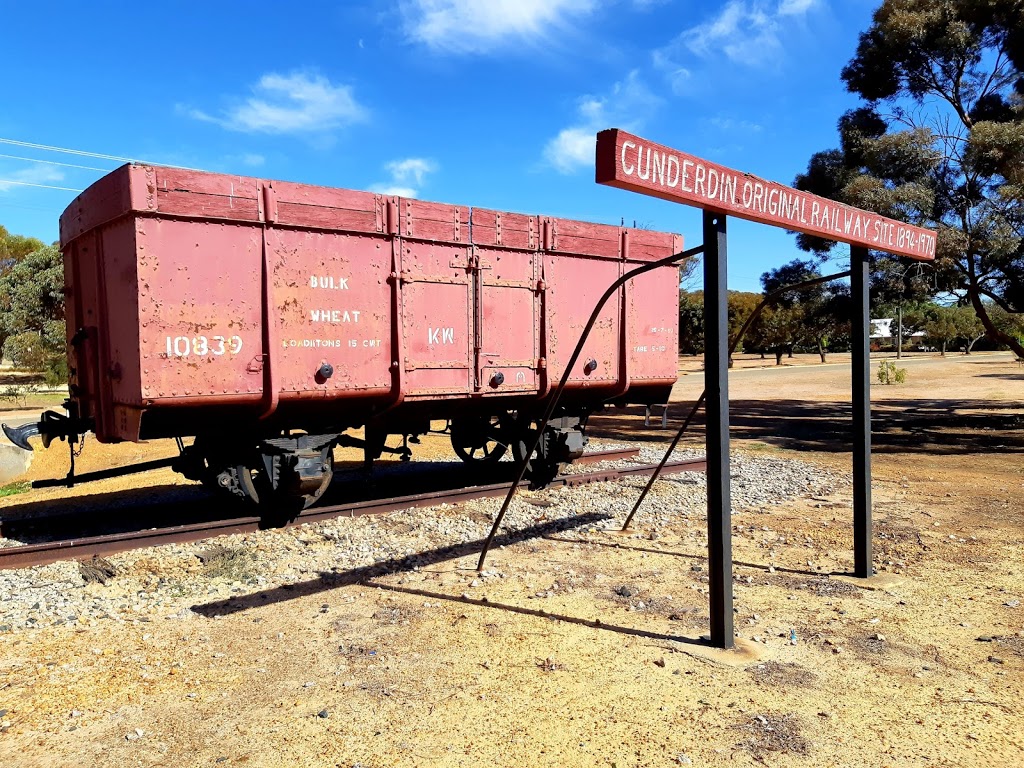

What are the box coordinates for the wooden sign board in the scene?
[595,129,936,261]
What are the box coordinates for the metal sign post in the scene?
[703,211,733,646]
[596,129,934,650]
[851,246,873,577]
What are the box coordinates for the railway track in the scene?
[0,451,706,570]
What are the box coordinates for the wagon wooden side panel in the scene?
[56,163,683,447]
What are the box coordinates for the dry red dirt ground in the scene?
[1,351,1022,767]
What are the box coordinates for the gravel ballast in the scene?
[0,446,846,633]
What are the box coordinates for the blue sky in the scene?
[0,0,878,292]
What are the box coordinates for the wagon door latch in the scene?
[465,248,493,391]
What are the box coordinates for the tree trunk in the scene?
[940,340,946,357]
[775,349,784,365]
[966,333,985,354]
[787,346,794,358]
[818,340,826,363]
[969,288,1024,358]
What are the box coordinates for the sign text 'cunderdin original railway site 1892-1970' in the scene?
[595,128,936,261]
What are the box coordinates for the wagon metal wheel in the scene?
[234,463,263,505]
[178,437,237,493]
[450,414,510,464]
[509,423,538,468]
[510,420,560,488]
[237,454,334,529]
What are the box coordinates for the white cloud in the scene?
[369,157,438,197]
[0,163,66,193]
[544,128,595,175]
[709,116,763,133]
[223,153,265,169]
[386,158,436,187]
[778,0,818,16]
[657,0,820,72]
[183,72,369,135]
[400,0,597,54]
[651,49,692,96]
[542,71,661,175]
[371,185,418,197]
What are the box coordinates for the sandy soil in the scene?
[0,352,1022,767]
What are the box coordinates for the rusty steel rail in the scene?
[573,447,640,464]
[0,457,706,571]
[23,447,638,491]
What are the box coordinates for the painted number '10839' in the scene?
[165,335,243,358]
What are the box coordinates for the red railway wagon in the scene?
[5,164,682,521]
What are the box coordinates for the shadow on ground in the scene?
[189,511,706,646]
[589,398,1024,455]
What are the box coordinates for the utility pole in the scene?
[896,303,902,360]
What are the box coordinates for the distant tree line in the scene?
[679,258,1023,361]
[0,224,66,384]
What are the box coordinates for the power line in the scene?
[0,179,83,192]
[0,153,112,173]
[0,137,134,163]
[0,137,193,169]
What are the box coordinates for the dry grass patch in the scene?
[849,633,891,656]
[996,633,1024,657]
[371,604,422,626]
[735,712,809,761]
[747,661,818,688]
[196,546,260,581]
[772,574,863,598]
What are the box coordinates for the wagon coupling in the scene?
[2,422,39,452]
[3,409,84,452]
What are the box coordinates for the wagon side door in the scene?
[264,184,393,398]
[399,200,474,397]
[471,210,541,394]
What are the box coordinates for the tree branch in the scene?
[968,288,1024,358]
[976,287,1017,313]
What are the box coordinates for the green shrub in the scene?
[2,331,49,370]
[1,331,67,386]
[0,481,30,498]
[0,385,27,406]
[43,355,68,388]
[877,359,907,385]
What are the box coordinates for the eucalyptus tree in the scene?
[794,0,1024,357]
[760,260,851,362]
[0,243,65,379]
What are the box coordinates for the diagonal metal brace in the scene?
[476,243,706,571]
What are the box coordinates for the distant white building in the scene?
[870,318,893,339]
[870,318,926,342]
